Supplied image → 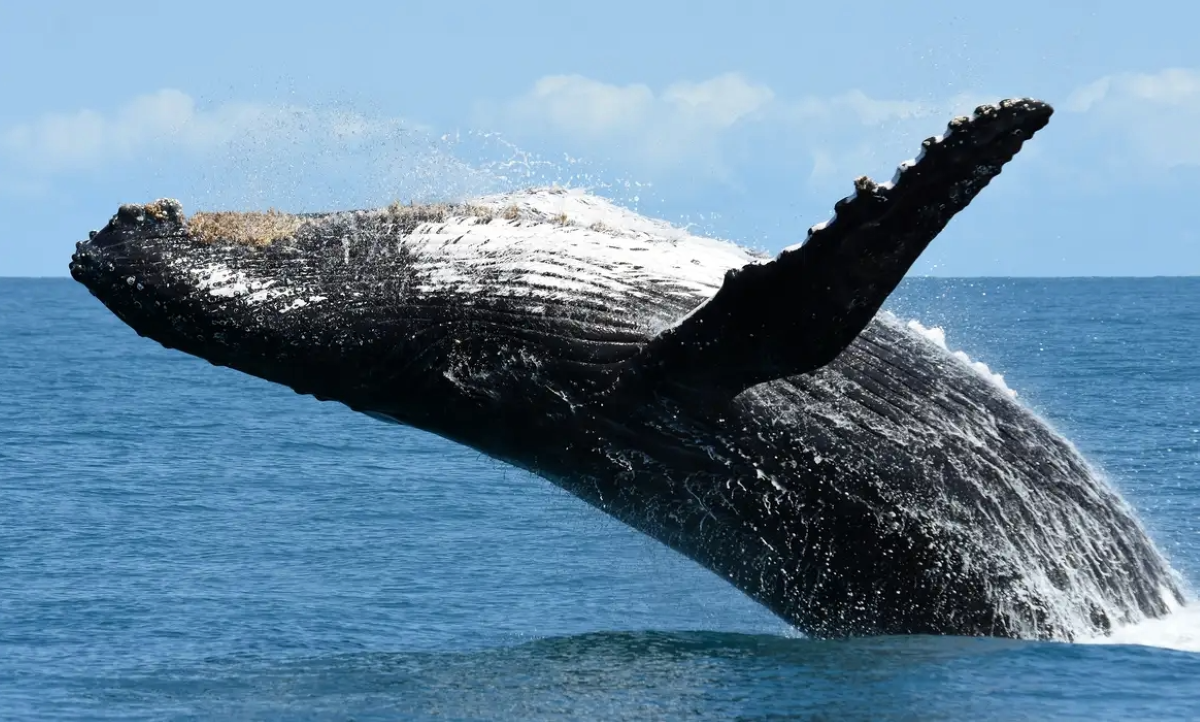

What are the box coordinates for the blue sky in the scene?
[2,0,1198,276]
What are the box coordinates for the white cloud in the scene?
[1067,68,1200,112]
[503,72,773,140]
[0,77,1025,197]
[486,73,780,173]
[0,90,439,176]
[783,89,928,126]
[0,90,507,209]
[1065,67,1200,170]
[486,68,1200,184]
[481,73,997,184]
[496,73,938,138]
[14,68,1199,209]
[0,89,274,171]
[660,73,776,128]
[511,75,656,137]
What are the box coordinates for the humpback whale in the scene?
[69,98,1186,640]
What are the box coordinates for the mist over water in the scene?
[125,98,833,259]
[175,108,658,221]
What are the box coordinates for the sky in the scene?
[2,0,1198,277]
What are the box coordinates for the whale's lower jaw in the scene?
[67,98,1186,639]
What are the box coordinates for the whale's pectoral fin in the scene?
[624,98,1053,399]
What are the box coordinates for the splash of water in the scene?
[874,313,1190,642]
[188,107,660,220]
[903,317,1018,398]
[1081,599,1200,653]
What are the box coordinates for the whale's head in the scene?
[69,201,403,410]
[67,195,684,450]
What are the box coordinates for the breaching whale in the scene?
[69,99,1185,640]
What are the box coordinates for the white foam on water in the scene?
[1079,600,1200,653]
[904,318,1018,398]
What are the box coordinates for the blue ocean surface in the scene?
[2,276,1198,721]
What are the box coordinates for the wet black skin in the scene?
[68,100,1185,639]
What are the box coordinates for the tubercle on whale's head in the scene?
[69,198,193,299]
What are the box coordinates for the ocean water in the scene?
[2,276,1198,721]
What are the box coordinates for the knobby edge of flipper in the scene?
[610,98,1053,402]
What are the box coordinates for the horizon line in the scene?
[4,274,1199,281]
